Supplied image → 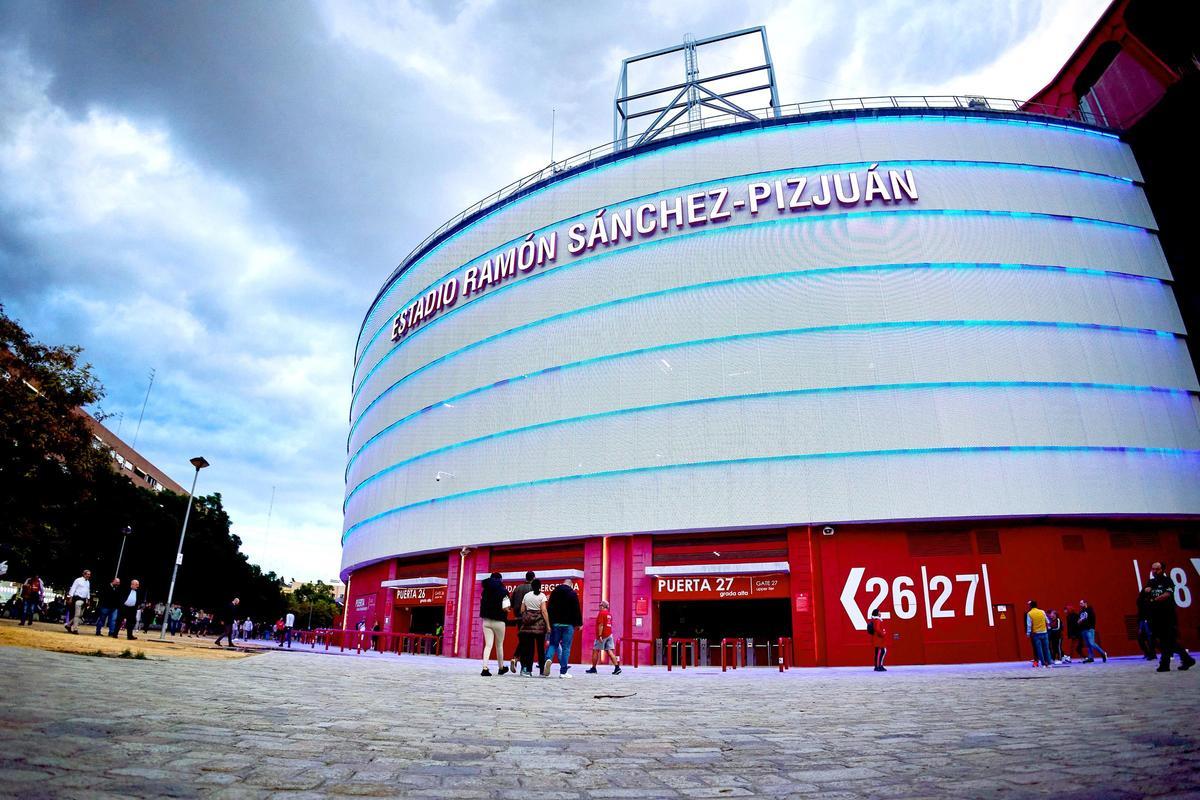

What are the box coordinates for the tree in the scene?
[0,304,110,583]
[286,581,338,629]
[0,306,287,619]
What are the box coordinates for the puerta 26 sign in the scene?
[388,165,920,343]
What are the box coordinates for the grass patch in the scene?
[82,648,148,660]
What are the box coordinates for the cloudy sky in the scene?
[0,0,1109,581]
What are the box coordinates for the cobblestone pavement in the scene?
[2,644,1197,799]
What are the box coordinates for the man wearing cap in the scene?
[1145,561,1196,672]
[585,600,622,675]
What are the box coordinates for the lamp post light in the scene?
[159,456,209,640]
[114,525,133,580]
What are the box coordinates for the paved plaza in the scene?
[1,643,1197,800]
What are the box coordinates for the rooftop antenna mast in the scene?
[683,34,701,125]
[132,367,155,448]
[613,26,780,150]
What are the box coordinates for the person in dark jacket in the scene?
[478,573,510,676]
[214,598,240,648]
[94,577,122,636]
[1145,561,1196,672]
[508,571,535,674]
[544,578,583,678]
[1077,599,1107,663]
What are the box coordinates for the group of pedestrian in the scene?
[1026,599,1112,667]
[478,572,621,678]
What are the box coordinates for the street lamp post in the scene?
[159,457,209,640]
[114,525,133,580]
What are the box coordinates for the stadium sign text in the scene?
[390,165,918,342]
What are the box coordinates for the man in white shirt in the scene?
[65,569,92,634]
[114,579,140,640]
[282,611,295,648]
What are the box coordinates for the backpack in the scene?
[866,620,875,636]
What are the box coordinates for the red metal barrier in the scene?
[777,637,793,672]
[621,637,653,668]
[720,638,745,672]
[666,637,699,671]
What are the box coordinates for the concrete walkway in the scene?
[1,644,1196,798]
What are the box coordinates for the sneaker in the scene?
[1157,665,1171,672]
[498,666,509,676]
[520,671,532,677]
[1180,658,1195,671]
[559,672,572,679]
[585,667,598,674]
[1083,658,1095,663]
[510,659,517,674]
[542,659,552,676]
[480,668,492,677]
[1101,653,1107,663]
[612,666,622,675]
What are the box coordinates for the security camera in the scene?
[434,474,441,482]
[822,526,836,536]
[434,471,455,482]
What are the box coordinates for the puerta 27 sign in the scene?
[652,573,788,601]
[389,165,920,342]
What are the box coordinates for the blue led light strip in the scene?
[357,113,1126,361]
[343,380,1196,509]
[350,210,1159,409]
[341,445,1199,543]
[347,259,1175,441]
[354,157,1144,377]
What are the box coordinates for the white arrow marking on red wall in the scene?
[841,567,866,630]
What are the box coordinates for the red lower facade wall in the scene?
[344,519,1200,667]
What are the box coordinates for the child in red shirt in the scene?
[585,600,622,675]
[869,610,888,672]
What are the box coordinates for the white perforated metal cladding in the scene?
[342,115,1200,575]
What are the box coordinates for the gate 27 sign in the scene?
[652,574,788,601]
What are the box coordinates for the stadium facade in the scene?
[341,95,1200,667]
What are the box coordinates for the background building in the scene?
[342,26,1199,667]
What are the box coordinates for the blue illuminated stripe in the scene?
[347,259,1176,438]
[346,319,1184,461]
[351,210,1159,406]
[354,159,1143,372]
[356,113,1125,361]
[343,380,1196,508]
[341,445,1198,543]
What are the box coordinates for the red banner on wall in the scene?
[392,586,447,607]
[651,573,789,601]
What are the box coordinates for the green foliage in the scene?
[0,305,287,620]
[286,581,338,629]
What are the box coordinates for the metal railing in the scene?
[365,94,1110,332]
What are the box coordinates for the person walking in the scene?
[1136,586,1158,660]
[18,575,44,626]
[508,571,535,674]
[214,598,240,648]
[242,618,253,642]
[585,600,622,675]
[869,609,889,671]
[517,578,549,676]
[1047,609,1064,664]
[478,572,510,676]
[113,579,140,640]
[1026,600,1051,668]
[169,605,183,636]
[283,611,295,648]
[94,578,122,636]
[1077,599,1107,663]
[544,577,583,678]
[64,569,91,634]
[1144,561,1196,672]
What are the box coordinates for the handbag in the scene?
[501,595,511,611]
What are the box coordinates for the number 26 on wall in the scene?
[841,566,995,630]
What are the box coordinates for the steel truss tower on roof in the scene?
[613,26,781,150]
